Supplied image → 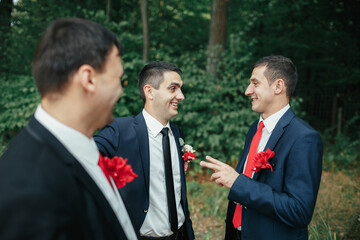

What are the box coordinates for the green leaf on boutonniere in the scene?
[179,137,185,146]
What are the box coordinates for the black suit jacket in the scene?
[94,113,195,240]
[0,117,139,240]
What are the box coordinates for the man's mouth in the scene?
[171,102,178,108]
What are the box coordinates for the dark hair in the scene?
[254,55,297,97]
[137,61,182,102]
[33,18,122,96]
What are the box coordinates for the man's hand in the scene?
[200,156,239,189]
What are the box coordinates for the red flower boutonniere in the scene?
[99,155,138,188]
[253,148,275,173]
[181,141,196,173]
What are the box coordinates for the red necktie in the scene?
[232,121,265,228]
[98,153,114,190]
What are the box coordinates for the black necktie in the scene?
[160,127,178,233]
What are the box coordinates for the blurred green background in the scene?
[0,0,359,239]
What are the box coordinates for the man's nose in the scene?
[177,89,185,101]
[245,84,253,96]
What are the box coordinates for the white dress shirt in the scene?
[34,105,137,240]
[242,104,290,178]
[140,109,185,237]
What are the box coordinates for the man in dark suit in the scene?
[0,18,139,239]
[200,56,323,240]
[94,61,195,240]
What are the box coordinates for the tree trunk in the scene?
[141,0,150,62]
[0,0,13,74]
[206,0,228,76]
[106,0,111,22]
[0,0,12,30]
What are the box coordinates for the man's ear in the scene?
[143,84,153,100]
[274,79,285,95]
[77,64,97,93]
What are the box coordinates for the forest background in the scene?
[0,0,359,239]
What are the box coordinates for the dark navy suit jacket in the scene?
[94,113,195,240]
[225,108,323,240]
[0,117,136,240]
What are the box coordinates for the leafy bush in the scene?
[0,7,308,165]
[0,75,40,153]
[0,31,306,168]
[322,115,360,171]
[172,51,256,172]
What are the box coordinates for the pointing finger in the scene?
[200,160,220,172]
[205,155,227,167]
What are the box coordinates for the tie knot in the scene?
[258,121,265,130]
[161,127,169,136]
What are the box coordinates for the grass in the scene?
[309,170,360,240]
[187,179,228,239]
[186,170,360,240]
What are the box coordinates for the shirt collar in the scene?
[142,109,173,137]
[34,105,99,165]
[259,104,290,133]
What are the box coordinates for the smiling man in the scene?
[200,55,323,240]
[94,61,195,240]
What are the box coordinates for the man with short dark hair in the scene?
[0,18,139,239]
[201,55,323,240]
[94,61,195,240]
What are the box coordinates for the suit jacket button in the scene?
[144,209,148,213]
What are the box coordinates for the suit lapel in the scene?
[171,124,186,179]
[253,108,295,180]
[170,124,187,209]
[133,113,150,195]
[71,162,127,238]
[117,191,142,239]
[170,125,184,168]
[26,117,126,238]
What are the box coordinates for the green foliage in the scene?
[1,0,359,172]
[147,0,210,57]
[173,62,255,170]
[114,58,145,116]
[0,13,305,164]
[322,115,360,171]
[8,0,84,75]
[228,0,360,132]
[0,75,40,153]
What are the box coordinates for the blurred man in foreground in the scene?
[0,18,138,239]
